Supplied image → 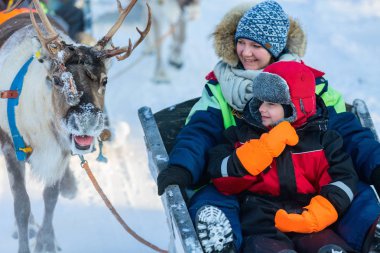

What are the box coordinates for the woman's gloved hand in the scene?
[157,165,192,201]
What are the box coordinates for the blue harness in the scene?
[4,57,34,161]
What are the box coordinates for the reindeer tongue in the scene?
[74,135,94,147]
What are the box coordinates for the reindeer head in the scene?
[9,0,151,154]
[46,44,109,154]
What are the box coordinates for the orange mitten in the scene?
[236,121,298,175]
[275,195,338,233]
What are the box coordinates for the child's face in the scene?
[236,39,272,70]
[259,102,285,127]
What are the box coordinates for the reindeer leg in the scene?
[59,166,77,200]
[2,143,31,253]
[152,15,170,83]
[27,213,39,238]
[169,13,186,69]
[34,183,60,253]
[12,213,39,240]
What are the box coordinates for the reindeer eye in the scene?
[102,77,108,86]
[99,73,108,89]
[53,76,64,87]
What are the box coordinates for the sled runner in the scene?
[138,98,378,253]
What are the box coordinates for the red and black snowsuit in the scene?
[208,110,357,239]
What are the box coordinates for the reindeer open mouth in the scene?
[72,135,94,150]
[69,133,96,154]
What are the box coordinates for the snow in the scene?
[1,0,380,252]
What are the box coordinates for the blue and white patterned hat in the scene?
[235,0,290,58]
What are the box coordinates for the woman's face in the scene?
[236,39,272,70]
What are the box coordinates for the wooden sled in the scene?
[138,98,378,253]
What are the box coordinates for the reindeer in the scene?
[143,0,199,83]
[0,0,151,252]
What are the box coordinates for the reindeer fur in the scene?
[1,25,72,183]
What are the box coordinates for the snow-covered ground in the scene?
[1,0,380,252]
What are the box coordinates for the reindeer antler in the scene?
[29,0,62,56]
[5,0,62,55]
[96,0,152,61]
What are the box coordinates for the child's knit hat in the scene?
[243,61,318,127]
[234,0,290,58]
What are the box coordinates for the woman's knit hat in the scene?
[234,0,290,58]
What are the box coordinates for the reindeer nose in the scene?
[67,103,104,135]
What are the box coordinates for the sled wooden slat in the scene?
[138,105,203,253]
[352,99,379,141]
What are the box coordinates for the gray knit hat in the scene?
[235,0,290,58]
[243,72,297,125]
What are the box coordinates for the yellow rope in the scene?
[6,0,14,9]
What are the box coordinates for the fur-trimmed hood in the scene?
[212,2,307,67]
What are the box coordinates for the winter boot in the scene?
[363,217,380,253]
[318,244,346,253]
[195,205,235,253]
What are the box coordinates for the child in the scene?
[207,61,358,252]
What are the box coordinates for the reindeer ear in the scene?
[104,58,112,71]
[32,37,47,59]
[103,40,113,50]
[32,37,42,54]
[32,37,53,68]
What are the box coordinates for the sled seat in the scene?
[138,98,378,253]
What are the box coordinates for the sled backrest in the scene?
[349,99,379,141]
[153,97,200,153]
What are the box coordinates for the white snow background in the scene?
[1,0,380,252]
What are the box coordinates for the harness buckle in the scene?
[19,146,33,154]
[1,90,19,99]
